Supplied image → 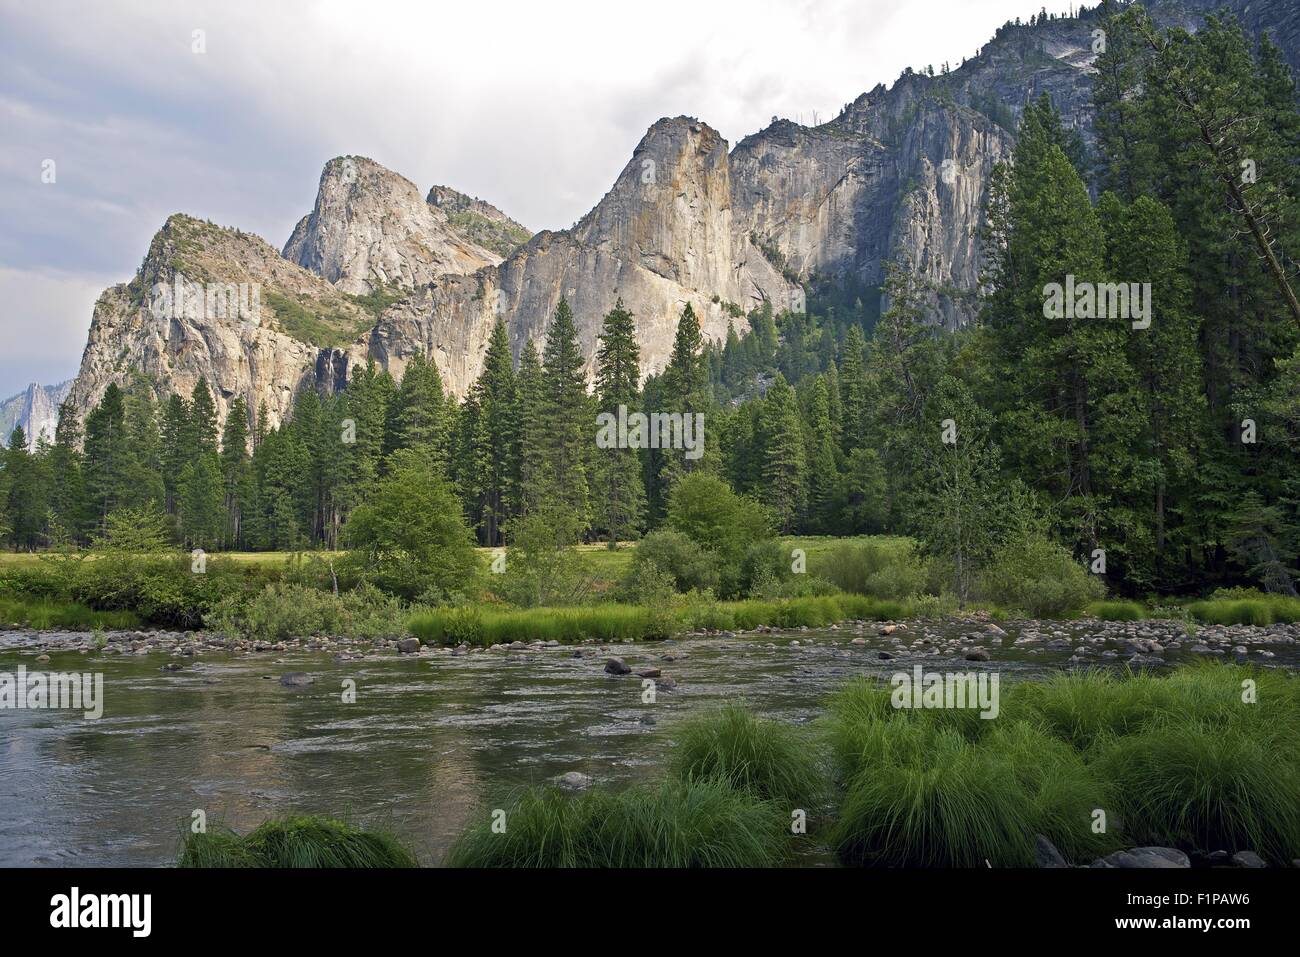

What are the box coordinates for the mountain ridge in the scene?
[61,0,1299,435]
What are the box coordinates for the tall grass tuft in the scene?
[1187,596,1300,625]
[831,727,1041,867]
[668,702,824,805]
[407,595,909,646]
[1096,722,1300,864]
[0,595,139,630]
[177,816,417,868]
[1086,600,1146,621]
[176,826,260,868]
[445,779,787,868]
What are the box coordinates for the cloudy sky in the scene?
[0,0,1077,399]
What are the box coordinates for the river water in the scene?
[1,620,1294,866]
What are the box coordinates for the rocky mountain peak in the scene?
[364,115,795,396]
[283,155,502,294]
[0,380,71,450]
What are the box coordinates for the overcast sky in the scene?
[0,0,1078,399]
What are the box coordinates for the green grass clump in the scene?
[1007,664,1300,752]
[1095,722,1300,864]
[446,779,787,868]
[1086,600,1146,621]
[820,664,1300,866]
[408,595,909,646]
[821,677,1119,866]
[830,721,1115,867]
[1187,596,1300,626]
[0,595,139,630]
[408,604,675,646]
[175,826,261,868]
[177,816,417,868]
[668,702,824,805]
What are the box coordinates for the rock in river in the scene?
[280,672,315,687]
[556,771,592,790]
[1092,847,1189,869]
[604,658,631,675]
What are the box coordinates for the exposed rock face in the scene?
[0,380,71,449]
[731,82,1012,327]
[283,156,502,294]
[365,117,796,393]
[66,214,376,431]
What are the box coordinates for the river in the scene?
[1,618,1294,866]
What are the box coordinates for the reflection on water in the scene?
[0,625,1292,866]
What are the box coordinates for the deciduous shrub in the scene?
[978,532,1103,617]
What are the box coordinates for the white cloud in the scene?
[0,267,113,396]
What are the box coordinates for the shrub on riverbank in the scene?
[209,582,408,642]
[977,533,1104,618]
[445,779,786,868]
[668,702,824,805]
[177,816,417,868]
[812,538,929,601]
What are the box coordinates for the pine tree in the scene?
[838,325,869,454]
[514,339,547,517]
[655,302,710,498]
[983,110,1138,556]
[594,299,646,545]
[219,396,251,548]
[803,375,839,533]
[177,451,224,549]
[758,374,806,532]
[3,427,48,549]
[122,382,165,513]
[392,352,450,471]
[47,398,87,543]
[83,383,130,533]
[160,393,192,517]
[470,319,518,545]
[190,380,218,454]
[539,298,591,533]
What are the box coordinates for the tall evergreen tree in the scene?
[219,396,251,548]
[593,299,646,545]
[470,319,518,545]
[539,298,592,533]
[758,374,806,533]
[83,383,130,533]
